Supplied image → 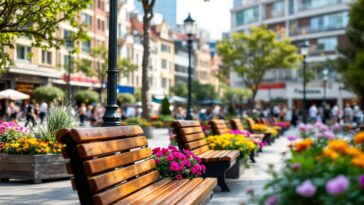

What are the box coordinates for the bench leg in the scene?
[249,151,256,163]
[203,162,231,192]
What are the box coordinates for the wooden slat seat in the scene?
[244,117,273,145]
[171,120,241,192]
[229,118,264,140]
[56,126,216,205]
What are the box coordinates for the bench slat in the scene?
[93,170,160,205]
[185,139,208,150]
[132,179,190,204]
[159,178,204,204]
[181,127,203,135]
[69,126,144,143]
[191,145,209,155]
[83,148,152,175]
[173,120,201,127]
[77,136,148,158]
[182,132,205,143]
[113,179,172,205]
[175,178,217,205]
[88,159,156,192]
[197,150,215,158]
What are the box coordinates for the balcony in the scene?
[297,0,350,12]
[290,25,345,36]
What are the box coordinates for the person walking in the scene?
[344,104,353,123]
[24,102,36,128]
[353,104,362,125]
[39,101,48,124]
[309,104,318,123]
[79,103,87,127]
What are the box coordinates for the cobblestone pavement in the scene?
[0,128,293,205]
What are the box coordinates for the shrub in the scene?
[152,146,206,179]
[124,117,151,127]
[39,106,76,141]
[151,121,164,128]
[74,90,99,105]
[161,96,171,116]
[159,115,174,122]
[117,93,135,106]
[33,85,65,103]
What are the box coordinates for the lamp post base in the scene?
[102,105,120,126]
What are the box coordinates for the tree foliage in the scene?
[161,96,171,116]
[170,81,218,102]
[117,93,135,106]
[33,85,65,103]
[0,0,91,73]
[337,0,364,97]
[217,25,302,107]
[74,90,99,105]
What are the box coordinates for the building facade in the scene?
[230,0,356,109]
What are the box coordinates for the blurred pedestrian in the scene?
[39,101,48,124]
[25,102,36,127]
[79,103,87,126]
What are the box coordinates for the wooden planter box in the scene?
[0,154,70,183]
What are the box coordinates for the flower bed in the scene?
[258,123,364,205]
[152,146,205,179]
[206,133,257,160]
[252,124,279,138]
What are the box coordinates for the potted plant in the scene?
[0,106,75,183]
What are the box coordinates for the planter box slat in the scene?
[0,154,70,183]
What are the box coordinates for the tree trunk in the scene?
[99,78,104,103]
[249,89,258,111]
[141,8,151,120]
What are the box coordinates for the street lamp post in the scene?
[299,40,310,124]
[184,13,196,120]
[66,42,73,104]
[103,0,120,126]
[323,69,328,106]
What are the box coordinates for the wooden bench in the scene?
[209,119,257,163]
[229,118,265,141]
[245,117,274,145]
[171,120,240,192]
[56,126,217,205]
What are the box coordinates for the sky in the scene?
[129,0,233,40]
[176,0,233,40]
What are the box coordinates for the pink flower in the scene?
[152,147,161,154]
[359,175,364,190]
[166,154,174,161]
[265,195,278,205]
[296,180,316,197]
[169,161,180,171]
[246,188,254,195]
[201,164,206,173]
[155,151,163,157]
[183,159,191,167]
[326,175,350,196]
[176,174,183,180]
[298,123,306,132]
[161,148,169,154]
[194,156,201,163]
[154,158,160,164]
[168,145,178,151]
[191,167,197,174]
[323,131,336,140]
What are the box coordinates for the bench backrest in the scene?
[56,126,157,205]
[171,120,209,155]
[230,118,245,131]
[209,120,230,135]
[244,117,256,132]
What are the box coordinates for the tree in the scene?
[117,93,135,107]
[337,0,364,97]
[222,86,251,116]
[90,45,137,102]
[170,83,188,97]
[139,0,156,120]
[217,25,302,107]
[161,96,171,116]
[170,81,217,102]
[74,90,99,105]
[33,85,65,103]
[0,0,91,73]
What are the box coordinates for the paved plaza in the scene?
[0,128,292,205]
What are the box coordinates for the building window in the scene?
[161,59,167,69]
[272,0,285,18]
[82,14,92,26]
[41,50,52,64]
[161,44,169,53]
[16,45,31,62]
[298,0,344,11]
[97,19,105,31]
[317,37,338,52]
[161,78,168,88]
[235,6,259,26]
[82,41,91,53]
[289,0,295,15]
[63,55,70,69]
[97,0,105,10]
[310,11,348,33]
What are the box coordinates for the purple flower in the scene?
[298,123,306,132]
[323,131,336,140]
[291,163,301,171]
[306,124,314,132]
[296,180,316,197]
[326,175,350,196]
[168,145,178,151]
[359,175,364,190]
[166,154,174,161]
[265,195,278,205]
[287,135,298,141]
